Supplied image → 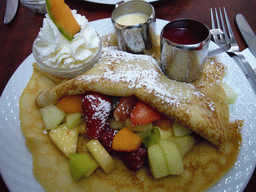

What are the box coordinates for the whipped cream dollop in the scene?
[33,10,101,68]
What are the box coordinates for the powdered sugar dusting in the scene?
[77,47,217,111]
[85,94,111,123]
[83,92,112,139]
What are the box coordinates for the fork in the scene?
[211,7,256,94]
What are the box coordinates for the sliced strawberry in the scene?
[113,95,138,122]
[130,100,163,125]
[82,92,112,140]
[119,147,148,171]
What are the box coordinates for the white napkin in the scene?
[241,48,256,72]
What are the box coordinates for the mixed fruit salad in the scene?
[39,84,237,181]
[40,92,198,181]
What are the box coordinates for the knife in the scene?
[236,14,256,58]
[4,0,19,24]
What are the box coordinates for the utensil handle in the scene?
[233,53,256,95]
[115,1,125,8]
[208,46,227,57]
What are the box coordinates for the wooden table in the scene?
[0,0,255,191]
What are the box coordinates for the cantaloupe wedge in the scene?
[45,0,81,41]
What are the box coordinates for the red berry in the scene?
[82,92,112,140]
[113,96,138,122]
[130,100,163,125]
[100,128,119,153]
[119,147,148,171]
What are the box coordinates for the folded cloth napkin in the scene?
[241,48,256,72]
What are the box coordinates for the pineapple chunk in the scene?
[49,123,78,158]
[76,136,89,153]
[76,122,87,138]
[86,140,115,174]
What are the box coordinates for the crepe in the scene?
[36,48,226,147]
[19,34,242,192]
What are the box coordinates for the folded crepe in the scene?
[20,34,242,192]
[36,46,226,147]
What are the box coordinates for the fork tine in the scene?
[211,8,222,44]
[214,8,225,43]
[214,8,222,30]
[223,7,237,43]
[210,8,215,28]
[219,8,229,40]
[210,8,219,43]
[210,8,217,29]
[213,7,226,44]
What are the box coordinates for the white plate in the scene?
[0,18,256,192]
[85,0,158,5]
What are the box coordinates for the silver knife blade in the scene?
[236,14,256,58]
[4,0,19,24]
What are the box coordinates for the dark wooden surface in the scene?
[0,0,256,191]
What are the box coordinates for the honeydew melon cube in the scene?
[40,104,66,130]
[86,140,115,174]
[159,139,184,175]
[66,113,84,129]
[109,118,125,130]
[172,123,192,137]
[148,143,170,179]
[222,82,238,104]
[49,123,78,158]
[70,153,99,181]
[167,135,196,157]
[154,126,173,139]
[84,154,100,178]
[125,118,153,132]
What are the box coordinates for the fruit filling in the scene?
[40,92,197,180]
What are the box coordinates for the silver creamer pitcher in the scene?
[111,0,156,54]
